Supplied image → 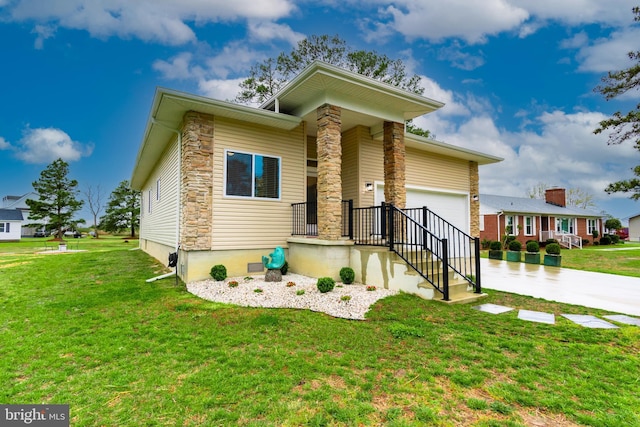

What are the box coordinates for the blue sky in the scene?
[1,0,639,223]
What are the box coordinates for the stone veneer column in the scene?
[180,111,214,250]
[469,161,480,237]
[383,121,406,209]
[316,104,342,240]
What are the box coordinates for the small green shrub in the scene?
[610,234,620,244]
[503,235,516,249]
[582,238,590,246]
[296,289,305,296]
[546,243,561,255]
[210,264,227,281]
[316,277,335,293]
[593,241,600,246]
[280,260,289,275]
[227,280,239,288]
[592,230,599,239]
[339,267,355,284]
[489,241,502,251]
[254,288,263,293]
[481,238,491,249]
[546,238,558,245]
[526,241,540,253]
[340,295,351,302]
[508,240,522,251]
[600,236,612,245]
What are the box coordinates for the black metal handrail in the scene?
[291,200,352,238]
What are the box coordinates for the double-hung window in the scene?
[524,216,535,236]
[0,223,8,233]
[587,219,597,235]
[225,150,281,199]
[505,215,517,235]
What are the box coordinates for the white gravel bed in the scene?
[187,273,398,320]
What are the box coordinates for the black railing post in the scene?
[474,237,482,294]
[348,199,353,240]
[441,238,449,301]
[422,206,428,250]
[387,204,395,251]
[380,202,387,242]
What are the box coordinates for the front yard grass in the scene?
[1,246,639,426]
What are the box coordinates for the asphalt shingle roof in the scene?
[0,209,24,221]
[480,194,601,217]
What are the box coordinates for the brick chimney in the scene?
[545,188,566,207]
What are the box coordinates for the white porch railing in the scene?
[540,230,582,249]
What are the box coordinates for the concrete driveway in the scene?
[480,258,640,316]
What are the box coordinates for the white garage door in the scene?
[376,185,470,235]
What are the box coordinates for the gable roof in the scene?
[0,209,24,221]
[2,192,36,209]
[480,194,602,218]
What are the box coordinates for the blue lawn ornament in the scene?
[262,246,285,270]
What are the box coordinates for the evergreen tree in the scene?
[26,158,84,240]
[594,6,640,200]
[235,34,424,106]
[101,180,140,237]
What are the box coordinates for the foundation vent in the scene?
[247,262,265,273]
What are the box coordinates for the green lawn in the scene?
[1,239,639,426]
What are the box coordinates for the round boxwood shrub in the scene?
[508,240,522,251]
[339,267,355,284]
[546,243,561,255]
[280,260,289,275]
[526,241,540,253]
[599,235,612,245]
[210,264,227,281]
[489,240,502,251]
[316,277,335,293]
[545,238,558,245]
[610,234,620,244]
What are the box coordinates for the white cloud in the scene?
[5,0,297,46]
[198,78,245,102]
[575,27,640,73]
[512,0,634,26]
[247,21,305,46]
[0,136,10,150]
[15,127,93,164]
[382,0,529,44]
[32,24,55,49]
[153,52,203,80]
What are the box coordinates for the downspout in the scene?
[496,211,503,241]
[146,118,182,281]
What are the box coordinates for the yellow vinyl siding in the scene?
[406,147,469,192]
[140,137,179,247]
[211,117,305,250]
[358,131,384,207]
[341,126,360,206]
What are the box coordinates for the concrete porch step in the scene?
[422,279,487,305]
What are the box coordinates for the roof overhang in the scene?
[404,133,503,165]
[131,88,301,189]
[261,61,445,136]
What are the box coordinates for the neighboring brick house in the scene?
[131,61,501,300]
[0,209,24,241]
[479,188,603,248]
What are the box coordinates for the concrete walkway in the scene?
[480,258,640,317]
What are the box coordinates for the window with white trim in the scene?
[556,217,575,234]
[505,215,517,235]
[587,219,598,235]
[524,216,535,236]
[0,222,8,233]
[480,215,485,232]
[225,150,280,199]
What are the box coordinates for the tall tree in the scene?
[594,6,640,200]
[235,34,424,106]
[83,184,105,238]
[26,158,84,240]
[101,180,140,238]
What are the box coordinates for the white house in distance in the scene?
[629,212,640,242]
[131,61,502,302]
[2,192,38,237]
[0,208,23,241]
